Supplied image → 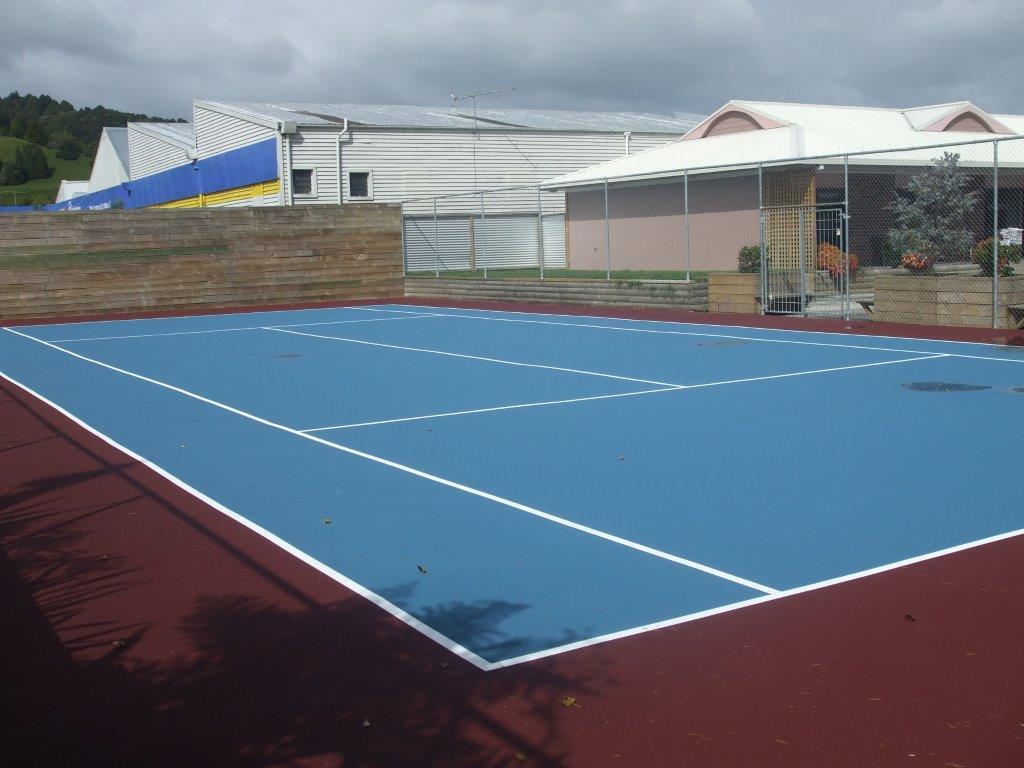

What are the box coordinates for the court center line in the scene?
[45,313,441,343]
[2,326,779,597]
[264,326,683,387]
[301,353,951,433]
[351,305,1024,364]
[301,386,684,432]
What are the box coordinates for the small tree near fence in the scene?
[888,152,977,270]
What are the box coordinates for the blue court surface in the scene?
[2,303,1023,669]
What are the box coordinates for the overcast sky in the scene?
[2,0,1020,120]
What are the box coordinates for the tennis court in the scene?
[2,302,1023,670]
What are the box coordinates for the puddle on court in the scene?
[902,382,992,393]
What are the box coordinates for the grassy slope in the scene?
[0,136,94,205]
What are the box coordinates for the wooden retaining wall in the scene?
[707,273,761,314]
[0,205,403,321]
[873,274,1024,329]
[404,277,710,311]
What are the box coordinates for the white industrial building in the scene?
[56,100,702,269]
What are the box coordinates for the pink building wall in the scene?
[565,175,760,272]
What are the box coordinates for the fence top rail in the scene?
[401,183,559,205]
[540,133,1022,191]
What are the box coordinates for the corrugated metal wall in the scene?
[403,214,566,272]
[194,105,277,158]
[127,128,191,181]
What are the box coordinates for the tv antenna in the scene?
[449,87,515,191]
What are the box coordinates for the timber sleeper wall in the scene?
[405,277,709,311]
[0,206,403,321]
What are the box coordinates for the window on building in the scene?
[292,168,315,197]
[349,171,371,200]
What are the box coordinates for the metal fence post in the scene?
[758,163,766,314]
[798,207,807,315]
[843,155,851,321]
[433,198,440,277]
[993,141,1000,329]
[480,192,488,279]
[604,179,611,280]
[684,170,691,282]
[537,186,545,280]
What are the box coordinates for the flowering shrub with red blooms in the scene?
[817,242,860,278]
[900,252,932,272]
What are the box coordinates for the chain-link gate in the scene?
[760,204,849,318]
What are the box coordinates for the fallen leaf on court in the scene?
[561,696,578,707]
[417,564,428,574]
[904,613,917,622]
[362,717,370,727]
[98,554,108,562]
[440,662,450,669]
[323,517,332,525]
[515,753,527,762]
[111,640,128,649]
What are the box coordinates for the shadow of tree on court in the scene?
[1,381,615,768]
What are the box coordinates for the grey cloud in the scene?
[1,0,1020,120]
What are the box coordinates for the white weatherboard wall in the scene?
[342,129,674,214]
[128,127,191,180]
[282,128,341,205]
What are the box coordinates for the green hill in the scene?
[0,91,184,206]
[0,136,94,205]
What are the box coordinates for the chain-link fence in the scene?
[403,135,1024,329]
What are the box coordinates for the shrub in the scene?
[817,242,860,279]
[900,252,932,273]
[970,237,1022,277]
[888,152,977,264]
[738,244,761,273]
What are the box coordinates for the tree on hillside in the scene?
[0,158,27,185]
[8,115,27,139]
[14,144,53,180]
[56,137,82,160]
[24,120,49,146]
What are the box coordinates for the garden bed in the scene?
[873,274,1024,328]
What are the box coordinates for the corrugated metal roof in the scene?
[127,121,194,148]
[544,100,1024,188]
[202,101,701,133]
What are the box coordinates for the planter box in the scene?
[873,274,1024,329]
[708,272,761,314]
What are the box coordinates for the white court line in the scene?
[350,305,1024,364]
[371,301,1024,353]
[46,313,440,343]
[3,326,779,598]
[265,326,683,388]
[301,386,683,432]
[491,523,1024,669]
[301,353,950,432]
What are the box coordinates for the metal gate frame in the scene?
[760,204,850,319]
